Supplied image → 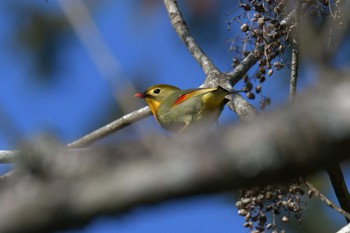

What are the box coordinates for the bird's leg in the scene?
[215,120,220,128]
[177,122,190,135]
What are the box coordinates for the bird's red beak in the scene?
[134,93,146,98]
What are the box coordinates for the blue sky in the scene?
[0,1,348,232]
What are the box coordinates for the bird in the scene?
[135,84,239,133]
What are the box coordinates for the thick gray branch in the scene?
[338,223,350,233]
[0,72,350,232]
[0,150,17,163]
[227,93,257,121]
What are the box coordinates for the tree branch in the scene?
[227,93,257,121]
[289,46,298,101]
[0,107,151,164]
[67,106,151,148]
[338,222,350,233]
[163,0,220,77]
[163,0,258,120]
[0,71,349,232]
[225,51,260,86]
[327,163,350,223]
[0,150,17,163]
[304,180,350,221]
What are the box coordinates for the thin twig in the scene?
[224,8,296,87]
[0,107,151,163]
[329,0,335,18]
[289,3,299,101]
[67,106,151,148]
[289,46,298,101]
[305,181,350,221]
[280,9,296,26]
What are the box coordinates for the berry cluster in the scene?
[229,0,293,105]
[236,183,306,232]
[228,0,337,108]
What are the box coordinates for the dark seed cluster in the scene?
[236,182,306,233]
[228,0,337,108]
[228,0,293,106]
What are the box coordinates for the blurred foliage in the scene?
[9,3,71,83]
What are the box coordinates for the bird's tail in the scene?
[217,86,246,95]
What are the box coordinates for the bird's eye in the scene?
[153,88,161,94]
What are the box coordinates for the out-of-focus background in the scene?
[0,1,348,232]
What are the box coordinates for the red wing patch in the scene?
[172,88,217,108]
[174,94,189,106]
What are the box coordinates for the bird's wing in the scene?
[172,88,217,107]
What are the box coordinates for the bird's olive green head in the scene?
[135,84,181,117]
[139,84,180,102]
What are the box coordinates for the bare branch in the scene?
[289,2,300,102]
[289,47,298,101]
[305,180,350,221]
[227,93,257,121]
[0,106,151,164]
[225,52,260,86]
[163,0,220,77]
[0,106,149,164]
[327,163,350,223]
[67,106,151,148]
